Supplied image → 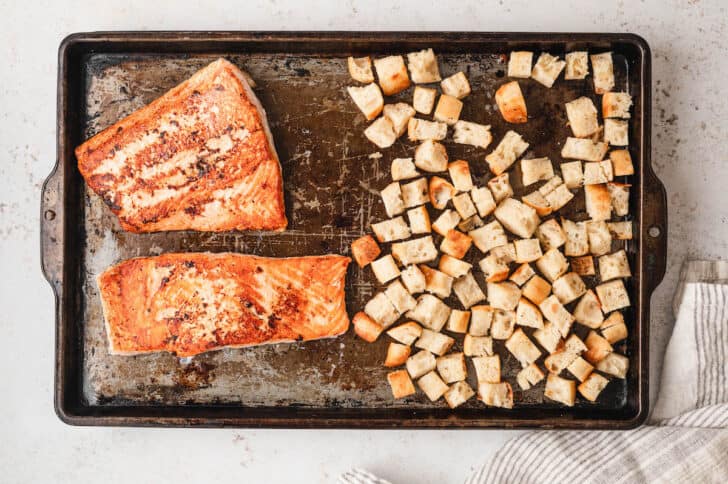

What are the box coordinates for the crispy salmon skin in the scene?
[75,58,287,232]
[98,253,351,357]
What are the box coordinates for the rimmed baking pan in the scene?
[41,31,666,428]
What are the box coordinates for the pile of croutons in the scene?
[347,48,634,409]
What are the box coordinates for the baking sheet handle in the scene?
[40,161,63,295]
[643,164,668,295]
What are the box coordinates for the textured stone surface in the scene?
[1,1,726,483]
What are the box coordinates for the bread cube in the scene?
[407,118,448,142]
[452,192,477,219]
[383,103,416,138]
[596,352,629,378]
[495,198,540,239]
[607,182,630,217]
[533,322,562,353]
[595,280,630,313]
[412,86,437,114]
[605,119,629,146]
[448,160,474,192]
[561,219,588,257]
[539,295,575,337]
[536,248,569,282]
[517,362,545,390]
[603,92,632,119]
[583,160,614,185]
[420,265,453,300]
[414,140,448,173]
[609,149,634,176]
[453,272,486,308]
[607,222,632,241]
[387,369,416,399]
[491,243,516,264]
[506,328,542,367]
[516,298,544,329]
[564,51,589,80]
[418,371,449,401]
[438,254,472,278]
[585,184,612,221]
[453,120,492,149]
[351,235,381,268]
[364,292,400,327]
[391,157,418,181]
[406,294,451,331]
[522,275,551,306]
[440,229,472,259]
[384,280,417,315]
[464,334,494,357]
[380,182,405,217]
[583,330,613,364]
[348,83,384,120]
[478,382,514,409]
[522,191,552,217]
[599,250,631,282]
[387,321,423,346]
[535,219,566,251]
[590,52,614,94]
[601,312,627,343]
[444,381,476,408]
[487,173,513,203]
[370,255,401,284]
[432,209,461,237]
[469,305,494,336]
[415,329,455,356]
[385,342,412,367]
[407,206,431,235]
[490,309,516,339]
[391,235,438,265]
[347,56,374,83]
[487,281,522,312]
[486,131,529,176]
[374,55,410,95]
[406,350,437,379]
[469,220,508,253]
[561,137,608,162]
[561,161,584,189]
[545,350,580,374]
[440,71,471,99]
[587,220,612,256]
[427,176,454,210]
[496,81,528,123]
[514,239,543,264]
[399,178,428,208]
[578,373,609,402]
[510,263,535,286]
[472,355,500,384]
[458,215,485,233]
[552,272,587,305]
[522,157,555,186]
[567,356,594,382]
[508,51,533,78]
[407,48,441,83]
[545,184,575,212]
[572,254,596,275]
[545,374,576,406]
[446,309,470,333]
[479,254,510,282]
[531,53,566,88]
[353,311,384,343]
[538,175,563,197]
[573,290,604,329]
[565,96,599,138]
[400,265,426,294]
[364,116,397,148]
[436,352,467,383]
[434,94,463,125]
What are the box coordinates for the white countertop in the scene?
[2,1,727,482]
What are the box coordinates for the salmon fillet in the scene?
[75,58,287,232]
[97,253,351,357]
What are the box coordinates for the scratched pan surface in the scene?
[42,32,666,428]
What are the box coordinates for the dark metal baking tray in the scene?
[41,31,666,428]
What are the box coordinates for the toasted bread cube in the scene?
[487,174,512,204]
[353,311,384,342]
[384,280,417,314]
[374,55,410,95]
[490,309,516,339]
[545,349,580,374]
[487,282,522,312]
[578,373,609,402]
[599,250,631,282]
[406,294,451,331]
[438,254,472,278]
[545,374,576,406]
[603,92,632,119]
[531,53,566,88]
[590,52,614,94]
[486,131,529,176]
[601,312,627,342]
[535,219,566,251]
[380,182,405,217]
[522,275,551,305]
[583,330,613,364]
[400,265,426,294]
[407,206,431,235]
[561,161,584,189]
[496,81,528,123]
[562,219,588,257]
[492,243,516,264]
[458,215,484,233]
[436,352,467,383]
[521,157,555,186]
[391,236,438,266]
[567,356,594,382]
[413,86,437,114]
[536,249,569,282]
[452,193,477,220]
[453,120,492,149]
[564,333,587,354]
[508,51,533,78]
[552,272,587,305]
[385,342,412,367]
[565,51,589,80]
[447,309,471,333]
[415,329,455,356]
[407,118,448,142]
[400,178,429,208]
[584,160,614,185]
[387,369,416,399]
[464,334,494,357]
[574,290,604,328]
[561,137,608,162]
[431,210,460,238]
[510,263,535,286]
[391,157,419,181]
[444,381,476,408]
[428,177,454,210]
[469,220,507,253]
[479,382,514,409]
[440,71,471,99]
[371,255,401,284]
[571,256,596,276]
[495,198,540,239]
[607,182,630,217]
[585,184,612,221]
[506,328,542,367]
[472,354,501,384]
[596,280,630,313]
[517,363,545,390]
[383,103,416,138]
[587,220,612,256]
[434,94,463,125]
[387,321,423,345]
[406,350,437,379]
[453,272,486,308]
[544,184,574,211]
[347,56,374,83]
[364,116,397,148]
[420,265,453,299]
[448,160,474,192]
[533,322,562,353]
[418,371,449,401]
[414,140,448,173]
[440,230,472,260]
[351,235,381,268]
[407,48,441,83]
[514,239,543,264]
[516,298,544,329]
[538,175,563,197]
[522,191,552,217]
[609,149,634,176]
[348,83,384,120]
[469,305,494,336]
[479,254,510,283]
[565,96,599,138]
[605,119,629,146]
[596,352,629,378]
[365,292,400,328]
[539,295,575,337]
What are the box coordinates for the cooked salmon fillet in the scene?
[75,58,287,232]
[98,253,351,357]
